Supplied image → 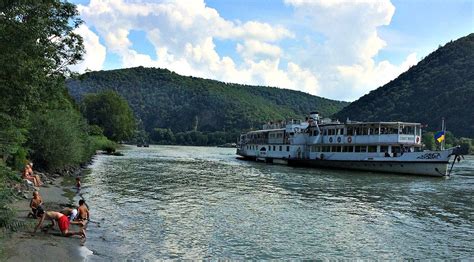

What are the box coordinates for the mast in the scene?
[441,117,445,150]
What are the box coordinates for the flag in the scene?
[434,131,445,143]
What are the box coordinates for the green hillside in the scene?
[68,67,348,141]
[334,34,474,138]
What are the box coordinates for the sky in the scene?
[69,0,474,101]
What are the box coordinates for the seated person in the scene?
[28,191,44,218]
[22,163,42,187]
[384,151,391,157]
[33,210,85,239]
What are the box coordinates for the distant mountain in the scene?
[334,34,474,138]
[67,67,348,135]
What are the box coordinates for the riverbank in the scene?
[2,176,92,261]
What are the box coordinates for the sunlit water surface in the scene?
[79,145,474,260]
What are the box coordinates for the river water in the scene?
[79,145,474,260]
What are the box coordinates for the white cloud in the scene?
[69,24,106,73]
[75,0,417,101]
[236,40,282,60]
[338,52,418,95]
[284,0,417,100]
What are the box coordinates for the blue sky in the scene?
[70,0,473,101]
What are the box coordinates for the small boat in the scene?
[236,112,464,177]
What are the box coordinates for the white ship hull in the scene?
[237,151,451,177]
[287,159,449,177]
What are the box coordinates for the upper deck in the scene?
[309,121,422,146]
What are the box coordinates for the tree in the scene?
[81,90,136,141]
[0,0,83,159]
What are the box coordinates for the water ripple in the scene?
[82,146,474,260]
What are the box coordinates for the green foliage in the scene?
[422,132,435,150]
[81,90,136,142]
[88,135,118,153]
[0,164,25,236]
[8,147,28,172]
[68,67,348,145]
[334,34,474,138]
[151,128,176,144]
[88,125,104,136]
[1,0,87,169]
[0,0,83,148]
[28,108,89,171]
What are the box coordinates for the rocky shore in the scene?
[2,165,93,261]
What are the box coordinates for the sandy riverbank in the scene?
[2,177,92,262]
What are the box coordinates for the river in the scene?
[79,145,474,260]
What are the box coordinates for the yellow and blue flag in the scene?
[434,131,445,143]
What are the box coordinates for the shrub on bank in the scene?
[0,163,23,236]
[88,135,118,154]
[27,109,89,171]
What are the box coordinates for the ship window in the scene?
[414,147,422,152]
[279,146,282,151]
[343,146,352,152]
[322,146,330,152]
[333,146,342,152]
[368,146,377,152]
[360,146,367,152]
[355,146,361,152]
[347,127,354,136]
[362,128,368,135]
[286,146,290,152]
[268,146,271,151]
[393,146,401,153]
[273,146,276,151]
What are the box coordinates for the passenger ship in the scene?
[236,112,461,176]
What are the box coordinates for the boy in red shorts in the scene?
[33,210,85,239]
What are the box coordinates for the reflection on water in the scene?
[81,146,474,260]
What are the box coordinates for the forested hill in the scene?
[334,33,474,138]
[67,67,347,135]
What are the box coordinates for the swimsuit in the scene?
[58,215,70,232]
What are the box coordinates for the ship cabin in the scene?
[308,121,423,158]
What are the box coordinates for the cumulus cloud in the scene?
[284,0,418,100]
[69,24,106,73]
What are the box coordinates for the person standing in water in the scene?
[77,199,89,222]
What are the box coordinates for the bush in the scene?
[28,109,89,171]
[0,163,24,236]
[88,135,118,153]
